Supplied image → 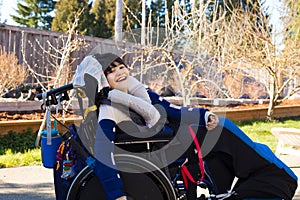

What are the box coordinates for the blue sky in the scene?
[1,0,18,25]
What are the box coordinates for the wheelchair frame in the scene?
[37,83,215,200]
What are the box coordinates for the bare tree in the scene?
[122,0,300,119]
[23,11,89,147]
[124,0,231,105]
[52,10,88,87]
[21,10,88,90]
[217,6,300,120]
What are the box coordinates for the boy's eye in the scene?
[109,67,117,73]
[106,69,112,74]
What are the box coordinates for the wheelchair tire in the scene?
[66,154,177,200]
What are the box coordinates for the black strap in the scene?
[78,95,85,119]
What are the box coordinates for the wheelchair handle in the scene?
[36,83,73,106]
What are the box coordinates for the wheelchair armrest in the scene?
[115,125,174,144]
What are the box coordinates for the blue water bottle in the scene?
[41,120,61,168]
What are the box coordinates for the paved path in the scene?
[0,166,55,200]
[291,167,300,200]
[0,159,299,200]
[278,155,300,200]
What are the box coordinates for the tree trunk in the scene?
[267,76,277,121]
[267,97,275,121]
[115,0,123,42]
[141,0,146,45]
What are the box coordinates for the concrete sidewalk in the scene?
[0,165,55,200]
[291,167,300,200]
[0,161,299,200]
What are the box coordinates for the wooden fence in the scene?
[0,23,138,84]
[0,23,206,86]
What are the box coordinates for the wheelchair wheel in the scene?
[66,154,176,200]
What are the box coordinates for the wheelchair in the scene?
[37,84,220,200]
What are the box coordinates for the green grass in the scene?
[235,116,300,152]
[0,117,300,168]
[0,148,42,168]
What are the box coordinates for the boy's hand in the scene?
[206,114,219,131]
[95,87,111,105]
[98,87,110,99]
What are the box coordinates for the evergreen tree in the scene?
[11,0,56,30]
[285,0,300,40]
[90,0,111,38]
[147,0,165,28]
[89,0,119,38]
[203,0,263,22]
[145,0,191,28]
[51,0,94,35]
[90,0,140,39]
[123,0,142,30]
[103,0,117,37]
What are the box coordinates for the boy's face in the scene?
[106,62,130,92]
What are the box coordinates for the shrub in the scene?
[0,129,36,155]
[0,47,27,93]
